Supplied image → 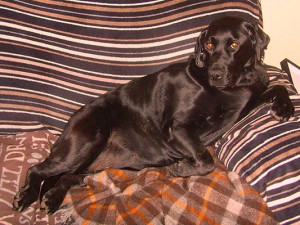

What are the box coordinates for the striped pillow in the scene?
[0,0,262,134]
[216,67,300,224]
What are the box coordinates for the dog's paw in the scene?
[169,160,189,177]
[270,95,294,121]
[40,188,65,214]
[169,158,214,177]
[13,186,39,212]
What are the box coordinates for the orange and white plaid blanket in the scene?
[61,153,277,225]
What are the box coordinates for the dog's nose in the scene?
[208,64,226,81]
[210,72,222,81]
[208,70,224,81]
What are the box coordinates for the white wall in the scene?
[261,0,300,68]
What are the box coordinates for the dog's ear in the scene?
[256,27,270,62]
[194,29,207,67]
[245,23,270,63]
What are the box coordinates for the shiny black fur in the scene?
[13,16,294,214]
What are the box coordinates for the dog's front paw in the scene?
[169,158,214,177]
[169,160,188,177]
[13,186,39,212]
[270,95,294,121]
[40,187,65,214]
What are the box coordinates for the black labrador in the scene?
[13,16,294,214]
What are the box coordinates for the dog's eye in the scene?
[205,41,214,50]
[230,41,239,49]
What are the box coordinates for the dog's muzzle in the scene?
[208,64,226,81]
[207,64,235,89]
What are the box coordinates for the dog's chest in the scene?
[196,88,252,124]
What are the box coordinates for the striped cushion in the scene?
[216,67,300,224]
[0,0,262,134]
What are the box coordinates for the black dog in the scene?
[13,16,294,214]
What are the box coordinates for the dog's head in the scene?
[194,16,270,89]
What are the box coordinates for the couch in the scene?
[1,1,299,224]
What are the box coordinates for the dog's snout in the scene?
[208,65,226,81]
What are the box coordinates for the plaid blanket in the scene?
[60,149,277,225]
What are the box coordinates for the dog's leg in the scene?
[39,175,62,202]
[260,85,294,121]
[13,107,110,212]
[13,163,46,211]
[170,149,214,177]
[13,157,71,212]
[168,125,215,177]
[40,174,85,214]
[13,136,106,212]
